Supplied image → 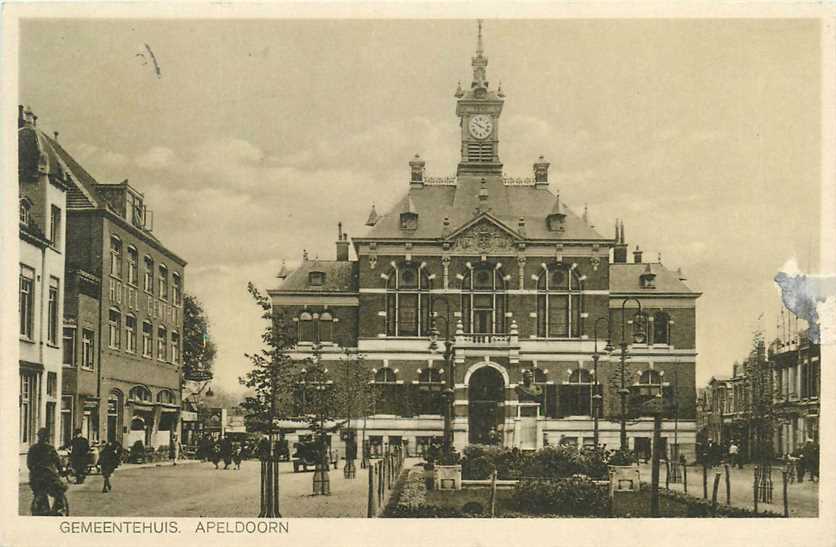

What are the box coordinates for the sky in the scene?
[19,18,822,392]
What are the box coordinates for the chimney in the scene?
[533,155,550,187]
[53,131,59,141]
[18,105,24,128]
[613,219,628,263]
[336,222,350,261]
[409,154,425,186]
[633,245,643,263]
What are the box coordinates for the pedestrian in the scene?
[210,439,222,469]
[169,433,180,466]
[331,447,339,470]
[27,428,68,515]
[232,443,243,470]
[221,436,233,470]
[99,441,120,493]
[69,429,90,484]
[198,435,210,462]
[795,448,806,482]
[802,439,818,482]
[728,441,739,468]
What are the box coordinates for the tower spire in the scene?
[471,19,489,89]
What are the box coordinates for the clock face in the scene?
[469,115,494,140]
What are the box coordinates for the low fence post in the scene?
[683,464,688,494]
[665,461,670,490]
[489,470,497,518]
[711,471,721,515]
[702,465,708,499]
[753,466,759,513]
[367,462,375,518]
[724,463,731,505]
[782,470,789,517]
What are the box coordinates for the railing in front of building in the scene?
[417,176,538,187]
[457,332,517,346]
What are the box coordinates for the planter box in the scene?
[608,465,640,494]
[433,464,462,491]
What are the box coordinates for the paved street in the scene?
[639,462,819,517]
[19,459,382,518]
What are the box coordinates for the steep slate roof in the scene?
[609,262,698,294]
[361,174,607,242]
[43,135,104,210]
[276,260,358,293]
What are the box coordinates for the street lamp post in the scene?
[618,298,644,450]
[591,317,614,447]
[259,352,280,518]
[429,297,454,461]
[341,345,357,479]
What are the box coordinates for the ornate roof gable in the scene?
[444,212,521,253]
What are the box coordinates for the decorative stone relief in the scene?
[441,255,451,289]
[369,255,378,270]
[516,255,527,289]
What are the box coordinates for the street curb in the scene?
[19,459,202,486]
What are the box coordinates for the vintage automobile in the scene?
[291,439,323,472]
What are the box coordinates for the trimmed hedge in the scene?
[460,445,612,481]
[511,477,609,517]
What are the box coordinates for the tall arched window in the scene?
[652,312,670,345]
[373,367,399,415]
[318,312,333,343]
[536,264,582,338]
[461,264,507,334]
[631,312,649,344]
[415,368,444,415]
[106,390,123,443]
[299,312,314,342]
[385,263,431,337]
[560,367,594,417]
[156,390,174,404]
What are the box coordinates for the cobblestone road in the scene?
[19,459,378,518]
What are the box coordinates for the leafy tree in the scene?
[182,293,217,382]
[238,283,298,434]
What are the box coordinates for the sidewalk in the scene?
[19,458,200,486]
[638,462,819,517]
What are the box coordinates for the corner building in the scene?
[41,129,186,449]
[271,27,701,460]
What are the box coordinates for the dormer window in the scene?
[400,212,418,231]
[308,271,325,286]
[640,265,657,289]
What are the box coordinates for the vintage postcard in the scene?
[1,3,834,546]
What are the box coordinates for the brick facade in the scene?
[268,32,701,460]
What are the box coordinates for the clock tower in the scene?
[456,20,504,177]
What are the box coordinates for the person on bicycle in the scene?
[69,429,90,484]
[27,428,68,513]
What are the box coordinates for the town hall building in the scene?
[270,24,701,460]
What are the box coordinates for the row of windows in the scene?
[378,262,674,342]
[110,235,181,305]
[107,307,181,363]
[127,385,175,404]
[19,266,61,346]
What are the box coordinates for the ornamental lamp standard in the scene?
[591,317,614,447]
[428,297,454,461]
[618,297,645,450]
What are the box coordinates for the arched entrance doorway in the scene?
[468,366,505,444]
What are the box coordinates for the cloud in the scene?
[70,143,129,169]
[135,146,176,170]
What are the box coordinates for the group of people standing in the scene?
[697,436,820,483]
[196,434,248,470]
